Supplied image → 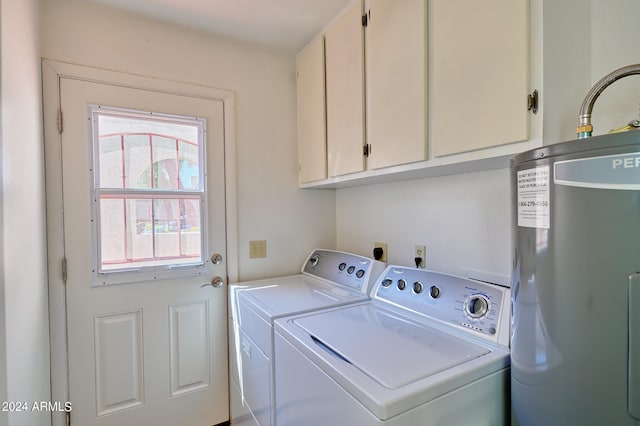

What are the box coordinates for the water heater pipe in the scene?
[577,63,640,138]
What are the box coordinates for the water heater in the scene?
[511,130,640,425]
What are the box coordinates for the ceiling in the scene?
[87,0,354,51]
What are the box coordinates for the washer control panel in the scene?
[374,266,507,339]
[302,249,383,293]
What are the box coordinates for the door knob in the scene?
[201,276,225,288]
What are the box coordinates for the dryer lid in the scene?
[240,275,367,320]
[292,304,490,389]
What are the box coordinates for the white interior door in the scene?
[59,77,229,426]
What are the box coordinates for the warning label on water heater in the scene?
[517,166,550,229]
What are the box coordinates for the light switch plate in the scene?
[249,240,267,259]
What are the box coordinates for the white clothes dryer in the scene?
[274,266,511,426]
[228,249,384,426]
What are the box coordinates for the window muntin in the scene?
[91,106,206,277]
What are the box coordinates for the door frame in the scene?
[42,60,239,426]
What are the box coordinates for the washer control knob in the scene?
[309,255,320,268]
[356,269,365,278]
[429,285,441,299]
[465,295,490,319]
[338,262,347,271]
[347,266,356,274]
[381,278,393,287]
[413,282,423,294]
[397,279,407,291]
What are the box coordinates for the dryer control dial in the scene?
[464,295,490,319]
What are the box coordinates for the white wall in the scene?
[336,0,640,285]
[40,0,336,281]
[541,0,591,145]
[590,0,640,136]
[1,0,51,425]
[541,0,640,142]
[337,168,513,285]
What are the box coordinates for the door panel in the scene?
[60,77,228,426]
[94,310,144,416]
[169,300,211,397]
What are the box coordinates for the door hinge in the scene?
[363,144,371,157]
[527,90,539,114]
[57,109,64,134]
[362,11,369,27]
[62,257,68,283]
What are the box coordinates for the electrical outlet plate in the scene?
[374,242,387,262]
[414,244,426,268]
[249,240,267,258]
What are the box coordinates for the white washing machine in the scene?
[228,249,385,426]
[274,265,511,425]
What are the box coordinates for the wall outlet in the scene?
[249,240,267,258]
[373,242,387,262]
[414,244,426,268]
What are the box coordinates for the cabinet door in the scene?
[326,0,365,177]
[431,0,529,157]
[296,37,327,183]
[366,0,427,170]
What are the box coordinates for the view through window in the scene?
[92,107,206,274]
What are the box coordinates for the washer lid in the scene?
[293,304,490,389]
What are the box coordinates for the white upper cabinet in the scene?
[431,0,530,157]
[366,0,427,169]
[325,0,366,177]
[296,36,327,184]
[296,0,535,188]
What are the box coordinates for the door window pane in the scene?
[92,106,206,274]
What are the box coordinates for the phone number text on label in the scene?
[519,200,549,207]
